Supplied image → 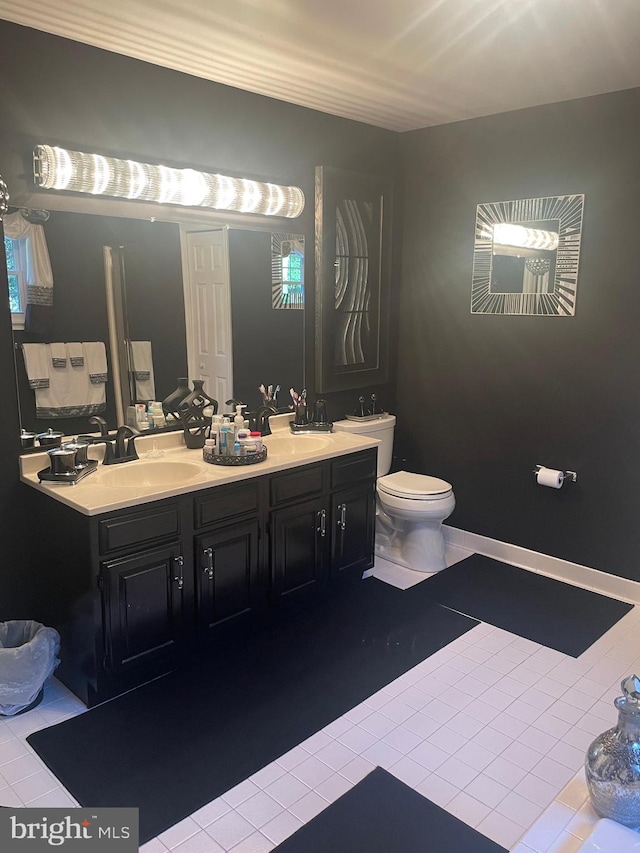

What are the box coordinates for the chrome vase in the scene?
[586,674,640,829]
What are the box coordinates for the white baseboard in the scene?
[443,525,640,605]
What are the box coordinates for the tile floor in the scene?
[1,544,638,853]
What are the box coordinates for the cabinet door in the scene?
[102,543,187,676]
[331,483,376,583]
[196,519,261,641]
[270,497,327,605]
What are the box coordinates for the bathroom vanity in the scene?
[20,424,379,706]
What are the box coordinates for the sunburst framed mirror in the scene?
[471,194,585,316]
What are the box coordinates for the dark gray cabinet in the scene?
[102,542,188,677]
[26,448,376,706]
[268,450,377,602]
[331,483,376,582]
[269,497,328,606]
[195,519,261,641]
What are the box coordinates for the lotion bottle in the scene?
[234,405,247,440]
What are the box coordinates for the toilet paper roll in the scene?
[536,467,564,489]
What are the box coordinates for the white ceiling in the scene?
[1,0,639,132]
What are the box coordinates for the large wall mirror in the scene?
[471,194,585,316]
[7,205,305,439]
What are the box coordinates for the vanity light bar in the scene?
[492,223,559,252]
[33,145,305,218]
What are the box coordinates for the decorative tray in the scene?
[345,412,389,422]
[290,422,333,433]
[37,460,98,485]
[203,447,267,466]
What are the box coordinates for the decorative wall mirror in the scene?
[315,166,392,392]
[471,194,585,316]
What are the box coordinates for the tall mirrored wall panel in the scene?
[315,166,392,392]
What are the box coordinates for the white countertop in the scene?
[19,415,380,516]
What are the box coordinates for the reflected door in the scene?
[185,229,233,405]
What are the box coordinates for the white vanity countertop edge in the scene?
[19,428,380,516]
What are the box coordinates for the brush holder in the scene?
[180,414,212,449]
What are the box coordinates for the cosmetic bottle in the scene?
[219,418,232,455]
[210,414,223,453]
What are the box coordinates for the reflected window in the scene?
[272,233,304,309]
[5,235,26,328]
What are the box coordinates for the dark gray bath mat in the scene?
[417,553,632,656]
[273,767,507,852]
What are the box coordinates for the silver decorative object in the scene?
[586,674,640,828]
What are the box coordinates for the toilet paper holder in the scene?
[534,465,577,482]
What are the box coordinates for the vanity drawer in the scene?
[331,450,377,489]
[269,463,326,506]
[194,480,260,529]
[98,502,182,554]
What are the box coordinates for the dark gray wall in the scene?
[397,88,640,580]
[0,20,400,619]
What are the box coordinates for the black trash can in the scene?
[0,621,60,716]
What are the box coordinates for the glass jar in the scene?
[586,674,640,828]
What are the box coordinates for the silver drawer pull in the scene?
[173,554,184,590]
[338,503,347,531]
[203,546,215,580]
[317,509,326,537]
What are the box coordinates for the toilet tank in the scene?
[333,414,396,477]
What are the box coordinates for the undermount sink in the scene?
[264,434,332,456]
[98,460,204,488]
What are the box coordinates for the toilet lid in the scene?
[378,471,452,499]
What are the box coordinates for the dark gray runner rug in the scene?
[28,579,477,843]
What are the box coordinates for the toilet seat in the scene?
[378,471,452,500]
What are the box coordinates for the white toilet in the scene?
[333,414,455,573]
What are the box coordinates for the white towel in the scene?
[130,341,156,402]
[21,344,50,389]
[83,342,108,385]
[49,342,67,368]
[21,342,108,418]
[66,342,84,368]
